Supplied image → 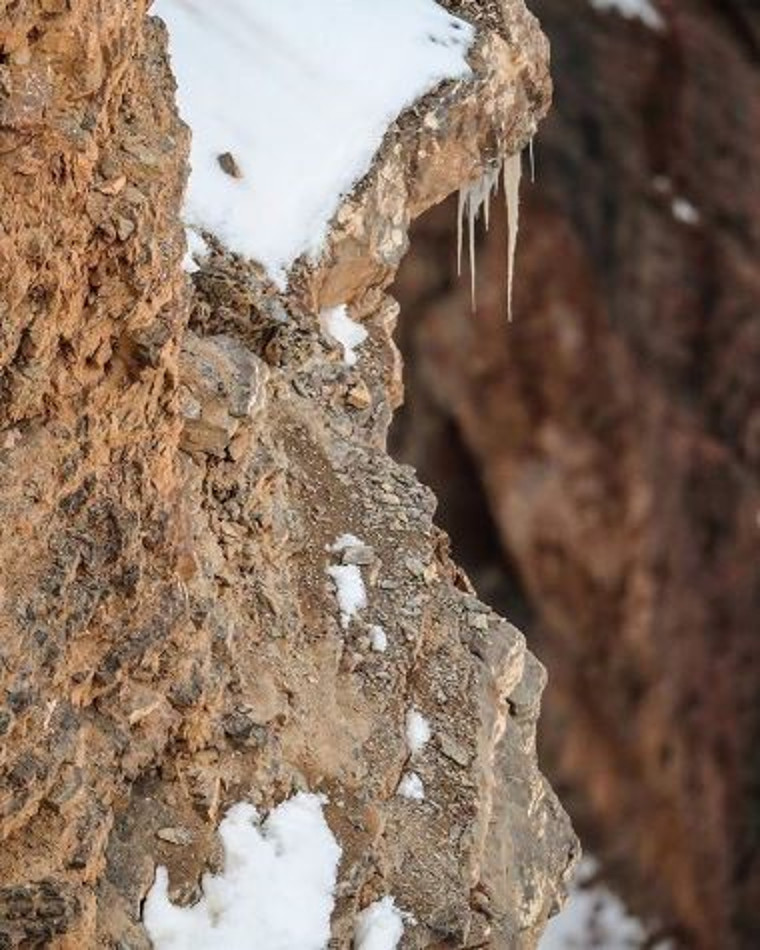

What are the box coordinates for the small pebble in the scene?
[218,151,243,179]
[156,827,194,846]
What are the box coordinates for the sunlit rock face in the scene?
[0,1,576,947]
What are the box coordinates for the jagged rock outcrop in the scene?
[391,2,760,947]
[0,1,575,947]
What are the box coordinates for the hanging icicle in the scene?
[528,136,536,184]
[457,186,465,278]
[455,148,524,320]
[503,151,522,323]
[468,184,477,311]
[456,164,500,312]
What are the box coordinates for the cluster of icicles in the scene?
[456,142,533,321]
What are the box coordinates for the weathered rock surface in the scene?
[391,2,760,947]
[0,1,574,947]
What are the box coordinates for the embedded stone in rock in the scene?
[178,332,269,458]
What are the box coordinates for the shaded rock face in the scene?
[0,1,575,947]
[391,2,760,948]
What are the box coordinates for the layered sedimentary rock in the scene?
[392,2,760,947]
[0,1,574,946]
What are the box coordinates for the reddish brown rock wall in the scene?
[392,2,760,947]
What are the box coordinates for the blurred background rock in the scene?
[390,2,760,947]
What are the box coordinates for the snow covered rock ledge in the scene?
[0,1,574,947]
[299,1,553,312]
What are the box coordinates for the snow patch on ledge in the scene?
[369,624,388,653]
[539,857,654,949]
[182,227,210,274]
[327,534,370,628]
[355,897,405,950]
[143,794,341,950]
[320,306,368,367]
[588,0,664,31]
[398,772,425,801]
[406,709,432,755]
[327,564,367,629]
[154,0,474,287]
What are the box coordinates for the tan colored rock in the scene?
[178,332,269,458]
[346,379,373,411]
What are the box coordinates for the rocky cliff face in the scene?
[391,2,760,947]
[0,1,574,947]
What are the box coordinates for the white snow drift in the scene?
[326,534,369,628]
[354,897,405,950]
[369,624,388,653]
[154,0,474,286]
[406,709,432,756]
[320,306,369,367]
[398,772,425,802]
[143,794,341,950]
[327,563,367,628]
[539,857,651,950]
